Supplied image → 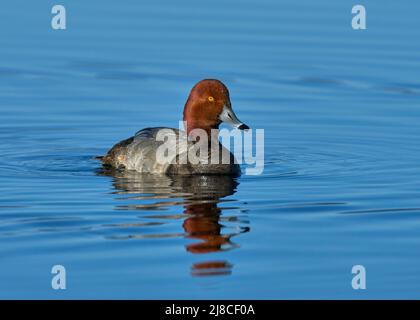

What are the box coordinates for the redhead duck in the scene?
[100,79,249,175]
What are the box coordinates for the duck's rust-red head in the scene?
[183,79,249,135]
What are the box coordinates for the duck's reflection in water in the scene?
[99,170,249,276]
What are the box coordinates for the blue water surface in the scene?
[0,0,420,299]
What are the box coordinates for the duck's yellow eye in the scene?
[208,96,215,102]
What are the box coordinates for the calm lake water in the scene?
[1,0,420,299]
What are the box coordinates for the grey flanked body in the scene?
[101,128,240,175]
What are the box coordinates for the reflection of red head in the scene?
[191,261,233,277]
[183,202,230,254]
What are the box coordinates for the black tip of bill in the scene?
[238,123,250,130]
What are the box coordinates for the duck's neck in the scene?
[185,120,219,137]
